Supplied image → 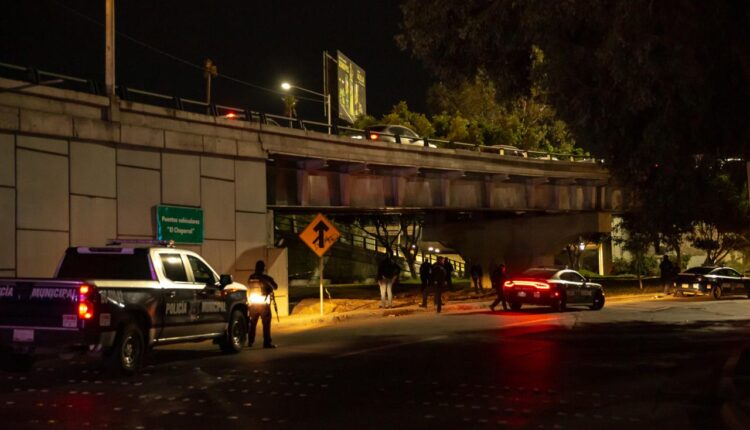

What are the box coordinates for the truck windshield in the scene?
[56,253,154,280]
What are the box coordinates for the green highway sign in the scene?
[156,205,204,244]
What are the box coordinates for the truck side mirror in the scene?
[219,274,233,288]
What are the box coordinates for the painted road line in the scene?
[334,335,447,358]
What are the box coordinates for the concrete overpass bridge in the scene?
[0,75,621,293]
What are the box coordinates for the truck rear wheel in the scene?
[105,322,144,375]
[219,310,247,354]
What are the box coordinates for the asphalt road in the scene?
[2,295,750,429]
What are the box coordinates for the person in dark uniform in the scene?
[443,258,454,291]
[425,256,447,313]
[247,260,278,348]
[470,262,483,293]
[659,255,674,294]
[418,260,433,307]
[489,263,508,311]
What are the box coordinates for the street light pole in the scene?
[105,0,115,97]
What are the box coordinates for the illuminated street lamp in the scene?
[280,81,332,134]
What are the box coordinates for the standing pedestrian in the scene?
[418,259,433,307]
[247,260,278,349]
[443,258,454,291]
[377,256,400,308]
[425,256,447,313]
[470,262,483,293]
[659,255,674,294]
[489,263,508,311]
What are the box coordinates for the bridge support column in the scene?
[423,212,612,273]
[391,176,406,206]
[296,170,310,206]
[598,239,613,275]
[440,178,451,207]
[339,173,351,206]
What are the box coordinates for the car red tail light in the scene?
[511,280,550,289]
[370,133,380,140]
[503,281,514,288]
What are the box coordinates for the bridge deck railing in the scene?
[0,61,602,164]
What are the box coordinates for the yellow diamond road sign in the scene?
[299,213,341,257]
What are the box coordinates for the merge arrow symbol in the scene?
[312,221,329,248]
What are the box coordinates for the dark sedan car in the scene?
[503,267,605,312]
[673,266,750,299]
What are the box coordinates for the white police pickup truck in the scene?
[0,243,249,374]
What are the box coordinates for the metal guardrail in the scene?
[0,61,602,164]
[275,215,465,277]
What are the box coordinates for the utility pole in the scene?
[105,0,115,97]
[203,59,218,108]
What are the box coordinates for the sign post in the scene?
[298,213,341,315]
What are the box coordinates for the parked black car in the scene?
[673,266,750,299]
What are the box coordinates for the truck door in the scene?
[157,252,199,340]
[186,254,226,336]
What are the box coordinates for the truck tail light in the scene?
[78,301,93,319]
[78,284,95,320]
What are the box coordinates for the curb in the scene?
[277,293,661,329]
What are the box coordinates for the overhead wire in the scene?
[48,0,322,103]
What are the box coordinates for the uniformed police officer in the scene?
[489,263,508,311]
[247,260,278,349]
[426,256,447,313]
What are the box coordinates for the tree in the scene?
[348,214,424,278]
[380,101,435,137]
[352,113,378,130]
[426,63,580,152]
[614,217,655,289]
[399,0,750,247]
[687,165,750,264]
[396,215,424,278]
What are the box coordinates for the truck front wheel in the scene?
[105,322,145,375]
[219,310,247,354]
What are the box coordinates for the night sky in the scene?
[1,0,433,120]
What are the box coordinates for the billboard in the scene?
[336,51,366,124]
